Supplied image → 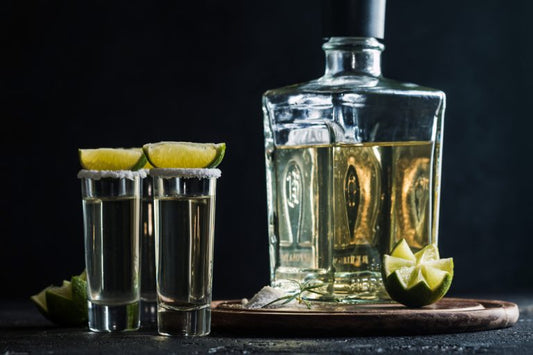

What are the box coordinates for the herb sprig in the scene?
[261,280,326,309]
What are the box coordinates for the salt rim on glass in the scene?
[149,168,221,179]
[77,169,149,180]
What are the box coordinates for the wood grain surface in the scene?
[211,297,519,336]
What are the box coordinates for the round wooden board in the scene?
[211,298,519,336]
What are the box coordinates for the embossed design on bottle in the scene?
[335,148,381,249]
[276,150,315,270]
[344,162,360,242]
[333,145,383,297]
[392,144,432,251]
[283,161,302,245]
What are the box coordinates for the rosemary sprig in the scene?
[261,280,326,309]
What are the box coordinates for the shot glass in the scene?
[140,175,157,327]
[151,168,221,337]
[78,169,147,332]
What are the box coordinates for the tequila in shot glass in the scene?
[78,169,147,332]
[151,168,221,337]
[140,175,157,326]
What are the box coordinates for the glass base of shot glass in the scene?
[140,300,157,328]
[88,301,140,332]
[157,304,211,337]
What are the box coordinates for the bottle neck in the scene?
[323,37,384,78]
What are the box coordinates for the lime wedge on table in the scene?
[30,286,52,319]
[71,275,88,317]
[79,148,147,170]
[143,141,226,168]
[30,271,88,326]
[383,239,454,307]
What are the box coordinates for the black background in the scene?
[3,0,532,300]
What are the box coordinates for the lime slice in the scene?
[414,244,439,264]
[30,285,53,319]
[390,239,416,262]
[142,160,154,169]
[79,148,147,170]
[383,255,415,278]
[142,141,226,168]
[382,240,454,307]
[71,275,88,317]
[30,272,88,326]
[45,280,87,326]
[207,143,226,168]
[425,258,454,274]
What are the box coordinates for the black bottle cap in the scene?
[322,0,386,39]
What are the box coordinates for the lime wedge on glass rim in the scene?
[142,160,154,169]
[142,141,226,168]
[382,239,454,307]
[78,148,147,170]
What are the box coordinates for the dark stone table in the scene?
[2,294,532,354]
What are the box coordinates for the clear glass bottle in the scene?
[262,0,445,302]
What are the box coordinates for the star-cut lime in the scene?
[382,239,454,307]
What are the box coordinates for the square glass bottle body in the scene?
[262,37,445,302]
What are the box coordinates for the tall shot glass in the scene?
[78,169,146,332]
[151,168,221,337]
